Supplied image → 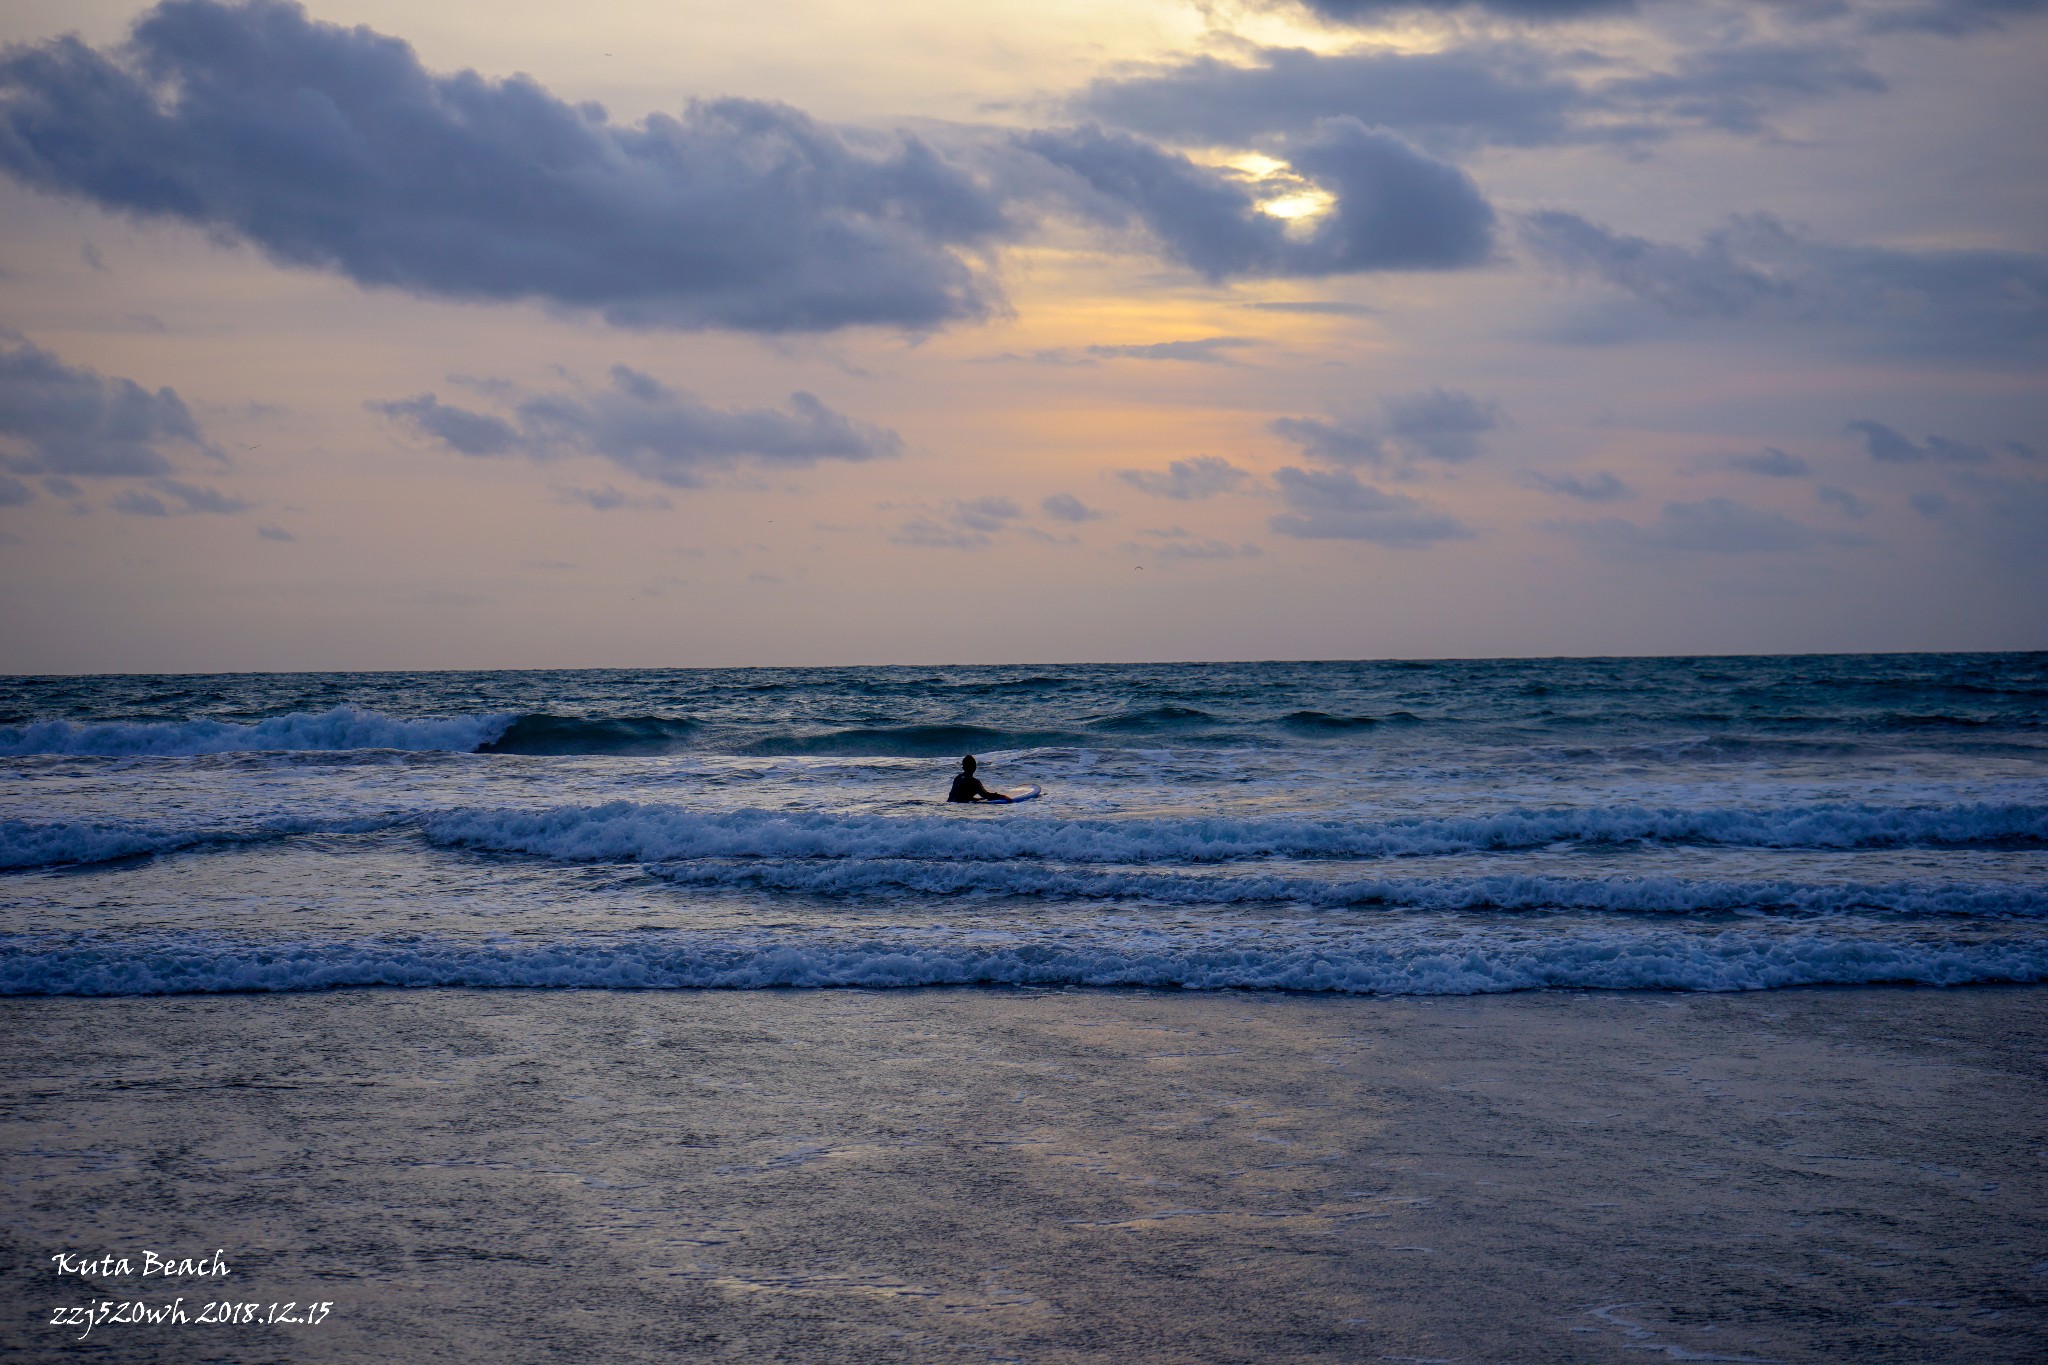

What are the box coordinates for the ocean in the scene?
[4,653,2046,999]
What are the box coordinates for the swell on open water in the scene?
[3,654,2045,998]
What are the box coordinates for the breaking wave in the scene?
[421,800,2048,865]
[0,706,514,756]
[6,928,2044,997]
[642,861,2048,919]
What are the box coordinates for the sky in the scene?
[0,0,2043,672]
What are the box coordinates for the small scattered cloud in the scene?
[1272,387,1501,468]
[552,484,675,512]
[153,479,252,513]
[1041,492,1105,522]
[1117,455,1251,500]
[1383,388,1501,463]
[1525,469,1632,501]
[1910,490,1953,517]
[984,336,1260,367]
[889,494,1026,550]
[0,334,217,477]
[1242,300,1377,317]
[1815,485,1871,518]
[374,365,900,489]
[951,494,1024,532]
[1521,211,2048,359]
[107,478,251,516]
[1549,496,1846,558]
[1269,466,1473,545]
[1845,420,2006,464]
[109,489,169,516]
[1123,535,1263,561]
[256,523,297,541]
[1086,336,1259,364]
[0,473,33,506]
[1728,447,1812,477]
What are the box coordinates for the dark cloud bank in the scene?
[0,0,1006,333]
[0,1,1506,335]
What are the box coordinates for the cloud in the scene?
[378,397,521,457]
[1525,469,1632,500]
[1549,496,1841,557]
[1815,485,1871,518]
[1271,387,1500,467]
[1076,29,1886,155]
[1845,420,2004,463]
[256,523,296,540]
[1597,40,1886,137]
[108,477,252,516]
[1242,300,1378,316]
[986,336,1260,366]
[1728,447,1812,477]
[1041,492,1106,522]
[0,334,214,476]
[1085,336,1259,364]
[1280,0,1635,19]
[1019,117,1495,280]
[888,495,1025,549]
[552,484,675,511]
[1117,455,1250,500]
[374,365,900,488]
[1077,44,1590,154]
[155,478,251,512]
[1269,414,1383,467]
[110,489,169,516]
[1279,0,2047,35]
[1125,535,1263,561]
[1860,0,2048,36]
[950,494,1023,532]
[0,0,1004,334]
[1269,466,1473,545]
[1383,388,1501,463]
[0,472,32,505]
[1520,210,2048,358]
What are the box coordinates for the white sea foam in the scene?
[0,816,404,869]
[5,929,2043,997]
[421,799,2048,864]
[0,706,515,756]
[10,797,2040,871]
[642,859,2048,919]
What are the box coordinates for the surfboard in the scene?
[998,785,1042,803]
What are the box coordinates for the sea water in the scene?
[3,654,2045,997]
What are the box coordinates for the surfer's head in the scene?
[961,755,977,773]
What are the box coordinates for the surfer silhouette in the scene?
[947,755,1010,803]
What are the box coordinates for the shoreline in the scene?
[4,983,2045,1362]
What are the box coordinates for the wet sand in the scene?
[3,985,2045,1362]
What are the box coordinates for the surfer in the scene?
[947,754,1010,803]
